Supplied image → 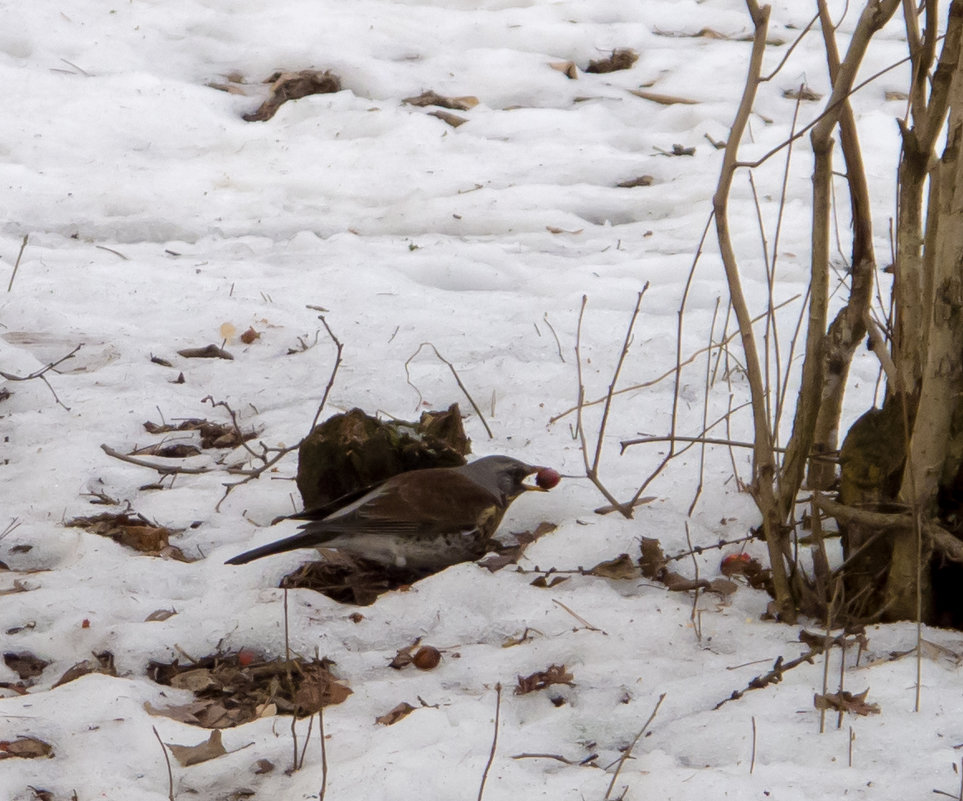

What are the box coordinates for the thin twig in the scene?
[550,296,799,424]
[604,693,666,800]
[152,726,175,801]
[750,716,757,774]
[542,313,565,362]
[318,704,328,801]
[405,342,493,438]
[477,683,501,801]
[308,314,344,432]
[6,234,28,292]
[100,443,212,475]
[552,598,607,635]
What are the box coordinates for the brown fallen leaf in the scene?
[783,85,822,101]
[707,577,739,597]
[549,61,578,79]
[243,69,342,122]
[428,110,468,128]
[0,736,54,760]
[546,226,583,235]
[661,571,711,592]
[515,664,575,695]
[585,48,638,74]
[628,89,699,105]
[167,729,227,767]
[3,651,49,681]
[813,688,880,716]
[617,175,654,188]
[403,90,479,110]
[587,553,641,580]
[241,327,260,344]
[530,575,569,588]
[376,702,416,726]
[145,608,177,622]
[177,344,234,360]
[479,521,557,572]
[639,537,667,579]
[53,651,116,688]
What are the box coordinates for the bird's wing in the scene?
[315,467,503,536]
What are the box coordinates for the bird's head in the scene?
[463,455,557,506]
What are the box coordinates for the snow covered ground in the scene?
[2,1,960,799]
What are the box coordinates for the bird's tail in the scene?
[224,531,318,565]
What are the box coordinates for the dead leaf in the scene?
[549,60,578,79]
[167,729,227,766]
[177,344,234,360]
[241,327,260,344]
[661,571,710,592]
[254,758,274,774]
[546,226,583,235]
[587,553,640,580]
[813,688,880,716]
[515,664,575,695]
[479,521,557,572]
[0,736,53,760]
[170,668,219,693]
[617,175,654,188]
[428,110,468,127]
[885,90,909,101]
[783,85,822,101]
[628,89,699,105]
[52,651,116,688]
[3,651,48,681]
[585,48,638,74]
[707,577,739,597]
[403,90,478,110]
[639,537,667,579]
[530,575,569,588]
[243,69,341,122]
[146,608,177,622]
[376,702,416,726]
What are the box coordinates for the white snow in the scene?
[2,1,958,800]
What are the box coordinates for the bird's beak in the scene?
[522,465,549,492]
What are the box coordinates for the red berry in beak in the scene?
[535,467,561,489]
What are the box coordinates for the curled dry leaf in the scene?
[52,651,116,688]
[813,688,880,716]
[403,90,479,110]
[243,69,342,122]
[661,571,710,592]
[783,85,822,101]
[428,110,468,128]
[241,326,260,344]
[548,60,578,79]
[3,651,49,681]
[66,512,189,560]
[177,344,234,360]
[628,89,699,106]
[167,729,227,767]
[376,702,416,726]
[515,664,575,695]
[639,537,667,579]
[585,48,638,73]
[587,553,640,580]
[617,175,654,188]
[0,736,54,760]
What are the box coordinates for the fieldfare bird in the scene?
[225,455,559,571]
